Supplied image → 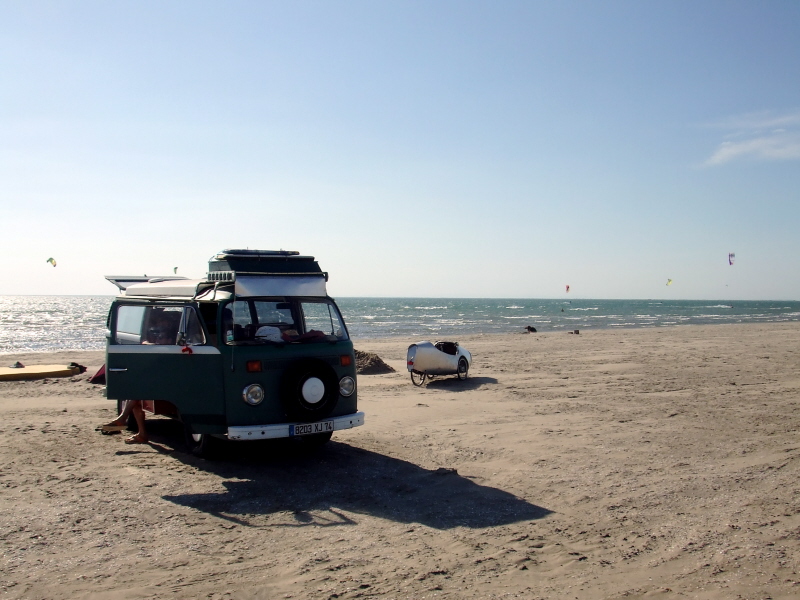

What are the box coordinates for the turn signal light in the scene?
[246,360,262,372]
[340,355,352,366]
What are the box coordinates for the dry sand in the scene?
[1,323,799,599]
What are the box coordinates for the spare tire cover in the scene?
[280,358,340,422]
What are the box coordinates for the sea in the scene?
[1,295,799,354]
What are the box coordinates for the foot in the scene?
[97,421,127,432]
[124,433,148,444]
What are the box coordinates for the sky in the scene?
[2,0,799,300]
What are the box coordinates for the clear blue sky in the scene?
[2,1,799,299]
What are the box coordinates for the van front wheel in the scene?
[184,425,219,458]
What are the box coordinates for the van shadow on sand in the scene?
[160,433,550,530]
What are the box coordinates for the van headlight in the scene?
[339,376,355,397]
[242,384,265,406]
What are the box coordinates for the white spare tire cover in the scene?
[301,377,325,405]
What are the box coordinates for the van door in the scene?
[106,302,226,434]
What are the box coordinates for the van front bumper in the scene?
[227,411,365,441]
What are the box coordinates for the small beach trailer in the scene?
[406,341,472,386]
[104,249,363,456]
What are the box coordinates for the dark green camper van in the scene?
[105,249,363,456]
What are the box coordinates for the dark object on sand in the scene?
[89,364,106,384]
[9,361,24,368]
[355,350,395,375]
[525,326,537,333]
[568,330,580,335]
[68,362,87,374]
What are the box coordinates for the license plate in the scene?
[291,420,334,436]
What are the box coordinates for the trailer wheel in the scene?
[457,358,469,380]
[410,371,426,386]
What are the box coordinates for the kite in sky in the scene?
[666,279,673,286]
[46,257,56,267]
[174,267,178,274]
[565,284,570,293]
[728,252,735,265]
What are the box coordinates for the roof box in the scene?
[207,249,327,282]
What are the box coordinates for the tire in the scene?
[116,399,138,432]
[184,424,220,458]
[410,371,426,386]
[280,359,340,422]
[457,358,469,380]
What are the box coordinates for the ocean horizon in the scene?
[2,295,799,354]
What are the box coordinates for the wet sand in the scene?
[1,323,799,599]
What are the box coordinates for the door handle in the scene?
[108,368,128,372]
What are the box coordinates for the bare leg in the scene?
[125,401,148,443]
[103,400,132,428]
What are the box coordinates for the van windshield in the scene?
[222,298,349,345]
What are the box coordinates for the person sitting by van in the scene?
[98,312,178,443]
[98,400,148,444]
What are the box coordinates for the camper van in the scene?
[105,249,362,456]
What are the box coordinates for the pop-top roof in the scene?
[121,279,211,298]
[104,275,189,291]
[105,249,330,299]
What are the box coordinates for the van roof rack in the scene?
[208,249,324,277]
[213,249,300,258]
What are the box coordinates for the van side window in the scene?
[114,305,204,345]
[115,305,146,344]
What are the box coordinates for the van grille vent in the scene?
[207,271,235,282]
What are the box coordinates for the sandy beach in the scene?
[1,323,799,599]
